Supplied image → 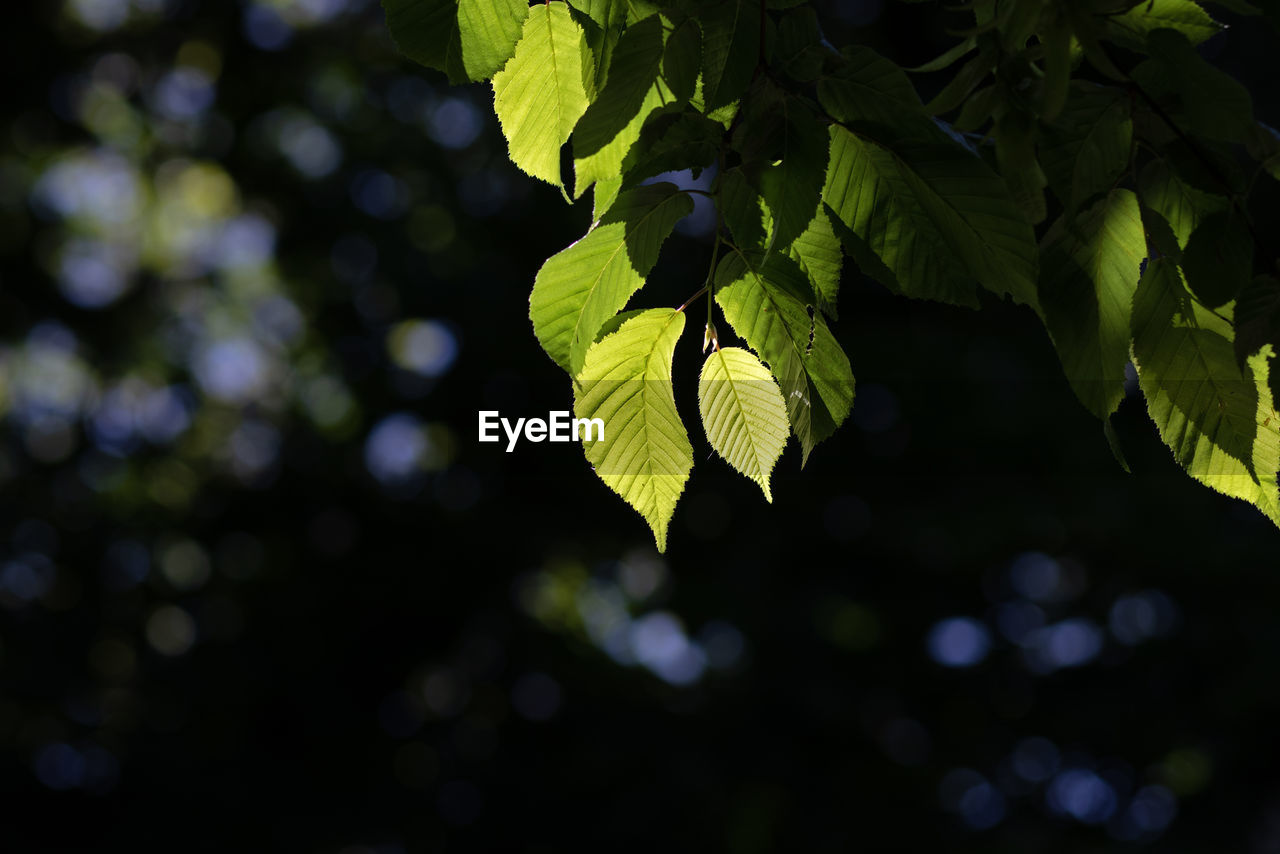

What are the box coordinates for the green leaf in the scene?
[719,167,768,250]
[1138,160,1229,248]
[817,47,929,130]
[1235,275,1280,368]
[1132,28,1254,143]
[1106,0,1223,48]
[924,50,996,116]
[567,0,624,91]
[954,84,1000,132]
[699,346,790,501]
[714,250,855,463]
[1040,12,1072,121]
[1038,190,1146,419]
[995,111,1047,223]
[529,183,693,375]
[593,175,622,221]
[383,0,463,80]
[758,99,829,251]
[492,2,594,191]
[1064,1,1126,80]
[572,15,667,198]
[574,307,693,551]
[776,6,827,82]
[661,16,701,101]
[456,0,529,80]
[906,37,976,73]
[619,110,722,187]
[823,126,1040,309]
[1131,257,1280,527]
[1039,83,1132,214]
[788,206,843,319]
[1181,210,1253,308]
[700,0,762,112]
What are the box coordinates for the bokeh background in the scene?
[2,0,1280,850]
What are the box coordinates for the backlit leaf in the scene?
[574,308,693,551]
[699,346,790,501]
[492,2,594,190]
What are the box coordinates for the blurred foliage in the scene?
[1,0,1280,851]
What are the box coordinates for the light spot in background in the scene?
[243,4,294,50]
[939,768,1005,830]
[350,169,410,220]
[511,672,562,722]
[193,337,269,403]
[615,550,667,603]
[1022,618,1104,672]
[364,413,427,486]
[1109,590,1179,645]
[628,611,706,686]
[69,0,130,31]
[0,557,57,605]
[1113,785,1178,839]
[927,617,991,668]
[387,319,458,378]
[33,742,119,793]
[158,538,211,591]
[420,668,470,717]
[252,295,303,346]
[58,238,134,308]
[151,67,216,121]
[427,97,483,150]
[228,418,281,480]
[10,325,95,423]
[1048,768,1118,824]
[137,385,192,443]
[276,114,342,177]
[1010,736,1060,783]
[145,604,196,656]
[698,620,746,670]
[576,579,632,662]
[1009,551,1063,602]
[299,374,357,431]
[994,600,1045,645]
[216,213,276,269]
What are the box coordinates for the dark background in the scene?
[1,0,1279,851]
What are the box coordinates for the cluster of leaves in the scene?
[384,0,1280,550]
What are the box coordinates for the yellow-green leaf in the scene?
[492,2,594,190]
[699,347,790,501]
[574,308,693,551]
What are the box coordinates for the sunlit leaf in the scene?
[714,250,855,463]
[492,2,594,190]
[574,307,693,551]
[1038,190,1146,419]
[823,126,1039,309]
[699,346,790,501]
[530,183,693,375]
[1132,258,1280,527]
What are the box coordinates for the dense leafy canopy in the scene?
[385,0,1280,549]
